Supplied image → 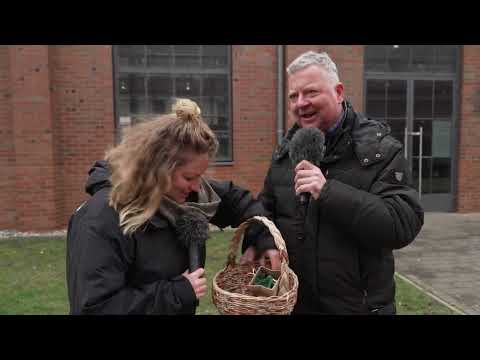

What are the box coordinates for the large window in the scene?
[365,45,457,74]
[113,45,232,162]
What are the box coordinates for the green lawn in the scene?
[0,232,457,315]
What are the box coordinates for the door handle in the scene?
[404,126,423,199]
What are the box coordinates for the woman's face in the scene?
[166,152,210,203]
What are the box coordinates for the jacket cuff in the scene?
[255,233,276,255]
[171,276,197,312]
[242,222,276,254]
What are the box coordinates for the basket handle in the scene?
[226,216,289,268]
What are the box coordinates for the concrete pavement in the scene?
[394,212,480,315]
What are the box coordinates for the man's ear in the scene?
[335,82,344,103]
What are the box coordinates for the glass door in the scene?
[411,79,454,211]
[365,77,455,211]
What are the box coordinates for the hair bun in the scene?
[172,98,201,122]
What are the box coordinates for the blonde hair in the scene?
[105,98,218,235]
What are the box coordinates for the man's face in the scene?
[288,65,344,131]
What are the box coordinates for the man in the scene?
[241,51,424,314]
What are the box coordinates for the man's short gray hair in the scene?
[286,51,340,84]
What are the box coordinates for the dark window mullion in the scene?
[144,46,149,116]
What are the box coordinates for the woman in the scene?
[66,99,279,315]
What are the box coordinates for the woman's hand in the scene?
[183,268,207,299]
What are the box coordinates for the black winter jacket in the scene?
[66,160,268,315]
[253,101,424,314]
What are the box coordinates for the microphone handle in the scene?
[299,192,310,205]
[188,241,206,307]
[189,241,206,272]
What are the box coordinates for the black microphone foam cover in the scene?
[288,127,325,205]
[288,127,325,169]
[175,210,209,272]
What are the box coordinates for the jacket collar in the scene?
[349,104,391,167]
[149,214,170,229]
[272,122,301,162]
[273,101,391,167]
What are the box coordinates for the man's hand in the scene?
[240,246,281,271]
[294,160,326,200]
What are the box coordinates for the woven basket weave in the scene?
[212,216,298,315]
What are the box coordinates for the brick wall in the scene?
[49,45,115,228]
[0,46,15,229]
[206,45,278,195]
[457,45,480,212]
[9,46,58,230]
[0,45,114,231]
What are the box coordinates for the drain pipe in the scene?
[277,45,286,145]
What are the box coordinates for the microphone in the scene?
[288,127,325,205]
[176,210,209,273]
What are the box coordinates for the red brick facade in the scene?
[0,45,114,230]
[457,45,480,212]
[0,45,478,231]
[206,45,278,193]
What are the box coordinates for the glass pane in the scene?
[202,75,228,97]
[174,45,201,67]
[202,96,228,118]
[117,99,130,117]
[436,46,457,72]
[118,76,129,95]
[150,99,169,114]
[387,119,406,144]
[387,45,410,72]
[431,158,451,193]
[434,81,453,118]
[203,45,228,69]
[148,76,173,97]
[412,157,432,194]
[203,45,228,57]
[366,80,386,118]
[431,120,451,158]
[411,45,435,71]
[216,133,232,162]
[204,115,229,132]
[414,80,433,118]
[387,80,407,118]
[174,45,201,55]
[128,74,146,97]
[147,45,172,68]
[118,45,145,67]
[175,76,201,97]
[129,98,147,115]
[413,119,432,157]
[364,46,387,71]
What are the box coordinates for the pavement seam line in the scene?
[395,272,466,315]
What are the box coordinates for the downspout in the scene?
[277,45,286,145]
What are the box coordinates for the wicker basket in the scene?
[212,216,298,315]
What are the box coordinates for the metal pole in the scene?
[418,126,423,199]
[277,45,285,145]
[404,127,408,160]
